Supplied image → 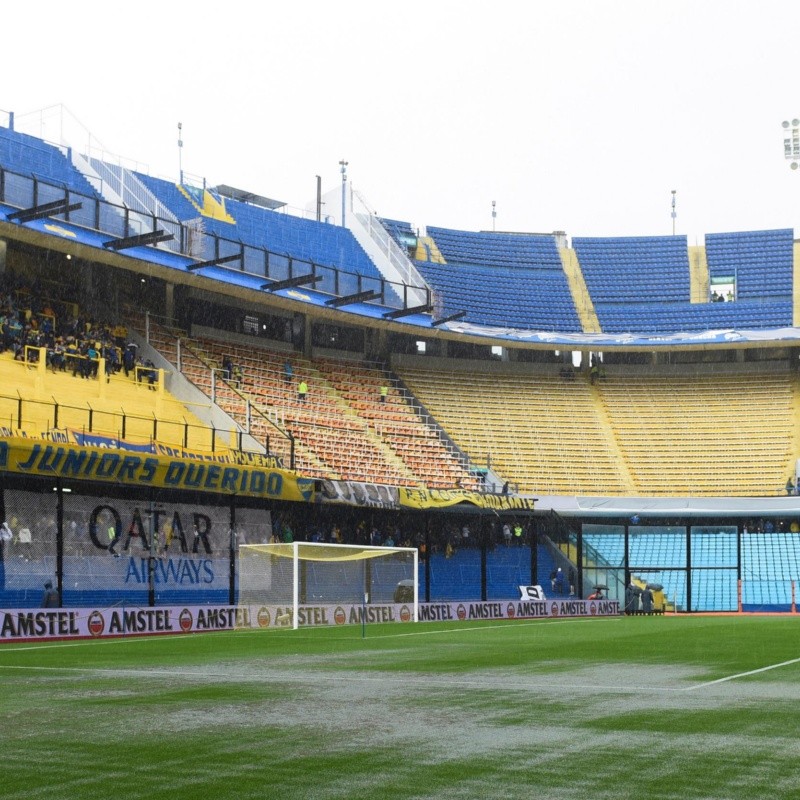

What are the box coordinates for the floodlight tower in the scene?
[339,159,349,226]
[492,200,496,232]
[671,189,677,235]
[782,119,800,170]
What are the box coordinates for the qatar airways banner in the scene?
[0,598,620,642]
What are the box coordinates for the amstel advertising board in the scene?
[0,598,620,642]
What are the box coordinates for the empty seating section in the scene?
[574,235,691,303]
[417,261,582,330]
[142,321,473,487]
[409,226,580,331]
[313,357,473,489]
[573,234,794,333]
[0,126,98,197]
[705,229,794,299]
[397,362,799,498]
[398,365,629,496]
[135,172,385,289]
[599,371,794,496]
[628,530,686,568]
[203,346,414,485]
[594,299,793,333]
[134,172,200,220]
[379,218,417,247]
[427,226,564,269]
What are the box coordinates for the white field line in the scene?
[686,655,800,691]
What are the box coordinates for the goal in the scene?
[238,541,418,629]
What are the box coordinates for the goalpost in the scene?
[238,541,419,629]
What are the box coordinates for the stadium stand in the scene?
[412,225,582,331]
[0,124,99,198]
[395,358,797,498]
[4,109,800,615]
[705,228,794,299]
[135,171,387,298]
[135,315,474,488]
[396,359,632,496]
[572,234,794,333]
[597,367,795,496]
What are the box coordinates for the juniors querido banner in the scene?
[0,437,313,502]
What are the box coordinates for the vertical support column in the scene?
[303,316,312,359]
[412,546,419,623]
[164,281,175,322]
[292,541,299,630]
[480,517,488,602]
[229,501,236,607]
[55,481,64,607]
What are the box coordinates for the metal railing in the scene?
[0,162,430,314]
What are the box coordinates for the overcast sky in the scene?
[3,1,800,244]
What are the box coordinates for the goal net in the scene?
[237,541,418,629]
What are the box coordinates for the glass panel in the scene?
[629,525,686,568]
[741,532,800,611]
[582,523,624,568]
[691,568,737,611]
[1,488,58,608]
[61,493,232,607]
[583,566,625,603]
[633,568,686,612]
[690,526,738,568]
[486,545,531,600]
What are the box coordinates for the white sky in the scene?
[3,0,800,244]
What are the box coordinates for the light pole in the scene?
[492,200,496,232]
[339,159,348,226]
[178,122,183,184]
[671,189,676,235]
[782,119,800,170]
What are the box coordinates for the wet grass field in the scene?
[2,614,800,800]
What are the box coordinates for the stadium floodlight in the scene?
[238,541,419,630]
[782,119,800,170]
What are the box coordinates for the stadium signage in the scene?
[399,488,536,511]
[317,482,537,511]
[0,438,313,502]
[0,598,621,642]
[0,605,252,641]
[1,610,81,638]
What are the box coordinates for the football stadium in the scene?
[2,101,800,799]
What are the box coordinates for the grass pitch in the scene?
[2,615,800,800]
